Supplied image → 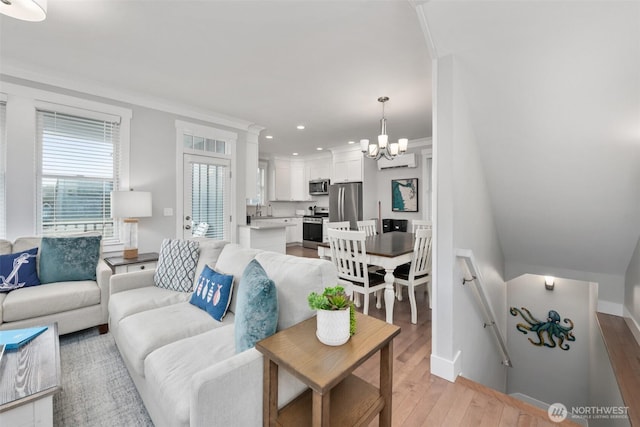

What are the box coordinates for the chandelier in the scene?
[360,96,408,161]
[0,0,47,21]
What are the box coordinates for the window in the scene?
[36,109,121,239]
[0,100,6,239]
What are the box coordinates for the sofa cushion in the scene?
[189,238,228,288]
[116,302,234,377]
[214,244,261,314]
[0,240,12,255]
[12,237,41,254]
[154,239,199,292]
[144,325,237,427]
[255,251,336,330]
[2,280,100,322]
[190,265,234,321]
[109,286,192,325]
[235,259,278,353]
[0,247,40,291]
[39,235,102,283]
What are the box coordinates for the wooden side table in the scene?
[103,252,159,274]
[256,312,401,427]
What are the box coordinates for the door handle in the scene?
[185,216,191,221]
[185,225,191,230]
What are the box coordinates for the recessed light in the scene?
[265,135,273,139]
[292,152,299,156]
[316,147,323,151]
[296,125,305,130]
[348,140,355,144]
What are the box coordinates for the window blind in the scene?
[0,102,6,239]
[191,162,227,240]
[36,110,120,239]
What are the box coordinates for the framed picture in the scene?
[391,178,418,212]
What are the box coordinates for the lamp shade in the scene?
[110,191,152,218]
[0,0,47,22]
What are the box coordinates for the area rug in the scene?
[53,328,153,426]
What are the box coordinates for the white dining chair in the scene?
[411,219,432,233]
[357,220,377,237]
[326,221,350,230]
[327,228,386,315]
[393,228,432,324]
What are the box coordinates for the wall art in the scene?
[391,178,418,212]
[510,307,575,350]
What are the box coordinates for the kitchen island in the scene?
[237,222,295,254]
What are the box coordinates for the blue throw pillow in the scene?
[190,265,234,321]
[39,236,102,283]
[0,248,40,292]
[235,259,278,353]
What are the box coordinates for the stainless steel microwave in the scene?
[309,179,330,195]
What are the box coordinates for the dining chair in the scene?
[326,221,350,230]
[327,228,386,315]
[411,219,432,233]
[357,220,377,237]
[391,228,432,324]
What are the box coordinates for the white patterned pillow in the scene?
[154,239,200,292]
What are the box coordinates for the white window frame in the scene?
[0,93,7,239]
[175,120,237,242]
[0,81,132,247]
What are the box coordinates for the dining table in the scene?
[317,231,415,324]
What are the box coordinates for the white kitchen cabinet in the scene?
[333,151,363,183]
[287,217,303,244]
[273,159,291,201]
[308,157,332,181]
[290,160,308,201]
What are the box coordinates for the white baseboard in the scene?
[430,350,462,382]
[597,300,624,316]
[623,306,640,346]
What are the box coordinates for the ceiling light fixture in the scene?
[292,152,299,156]
[296,125,305,130]
[348,140,355,145]
[265,135,273,139]
[0,0,47,21]
[360,96,408,161]
[316,147,323,151]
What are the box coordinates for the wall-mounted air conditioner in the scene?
[377,152,416,170]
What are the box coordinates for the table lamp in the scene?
[110,190,152,259]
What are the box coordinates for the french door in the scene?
[182,154,230,240]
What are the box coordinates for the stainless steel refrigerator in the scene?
[329,182,363,230]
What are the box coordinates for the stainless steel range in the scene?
[302,209,329,249]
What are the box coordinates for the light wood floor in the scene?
[287,245,578,426]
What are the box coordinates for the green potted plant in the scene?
[308,285,356,346]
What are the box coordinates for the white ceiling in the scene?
[423,1,640,276]
[0,0,432,157]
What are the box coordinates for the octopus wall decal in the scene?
[510,307,576,351]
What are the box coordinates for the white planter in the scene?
[315,308,350,346]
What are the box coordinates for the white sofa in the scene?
[0,236,112,334]
[108,240,338,427]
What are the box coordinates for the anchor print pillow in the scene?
[189,264,234,321]
[0,247,40,292]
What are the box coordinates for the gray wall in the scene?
[624,236,640,343]
[507,275,591,410]
[1,75,251,252]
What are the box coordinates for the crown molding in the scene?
[0,60,261,132]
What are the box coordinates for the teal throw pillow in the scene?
[190,265,234,321]
[235,259,278,353]
[39,236,102,283]
[0,247,40,292]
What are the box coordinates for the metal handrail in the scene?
[455,249,512,368]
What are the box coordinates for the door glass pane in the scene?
[191,162,226,239]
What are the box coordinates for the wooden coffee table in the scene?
[0,323,61,427]
[256,312,401,427]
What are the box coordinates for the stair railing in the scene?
[455,249,512,368]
